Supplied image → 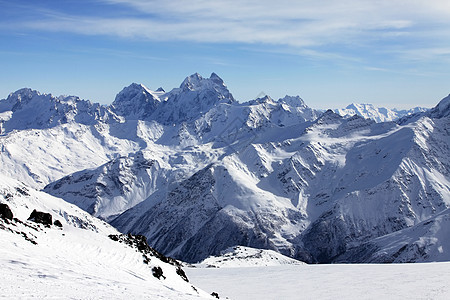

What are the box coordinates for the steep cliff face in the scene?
[44,151,166,221]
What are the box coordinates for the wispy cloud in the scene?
[2,0,450,62]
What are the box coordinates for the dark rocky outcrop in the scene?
[28,209,52,226]
[0,203,13,220]
[108,233,189,282]
[152,266,165,280]
[53,220,63,227]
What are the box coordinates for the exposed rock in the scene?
[53,220,63,227]
[28,209,52,227]
[152,266,165,280]
[108,233,189,282]
[0,203,13,220]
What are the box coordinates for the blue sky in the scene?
[1,0,449,109]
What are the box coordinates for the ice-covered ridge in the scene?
[335,103,429,122]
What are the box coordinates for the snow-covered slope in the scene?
[0,174,214,299]
[196,246,305,268]
[336,208,450,263]
[43,151,166,221]
[335,103,428,122]
[0,122,139,189]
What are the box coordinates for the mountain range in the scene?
[334,103,429,122]
[1,73,449,264]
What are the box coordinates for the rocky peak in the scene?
[278,95,307,108]
[430,94,450,118]
[0,88,48,113]
[316,109,343,125]
[180,73,203,91]
[178,73,233,100]
[113,83,159,104]
[112,83,161,120]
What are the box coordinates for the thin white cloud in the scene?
[2,0,450,62]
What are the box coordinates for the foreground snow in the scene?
[0,227,210,299]
[187,262,450,300]
[0,175,213,299]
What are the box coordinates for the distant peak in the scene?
[114,83,155,100]
[209,72,224,85]
[2,88,47,112]
[256,95,275,104]
[316,109,343,124]
[429,94,450,118]
[323,109,337,115]
[279,95,307,108]
[156,87,165,93]
[112,82,161,116]
[8,88,40,100]
[180,73,204,90]
[179,72,232,97]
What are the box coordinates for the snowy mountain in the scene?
[112,83,162,121]
[0,174,214,299]
[335,103,429,122]
[112,73,236,125]
[0,88,118,134]
[43,151,167,221]
[335,208,450,263]
[0,73,449,266]
[196,246,305,268]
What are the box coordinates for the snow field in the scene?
[187,262,450,300]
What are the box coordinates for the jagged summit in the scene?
[180,73,228,92]
[336,103,429,123]
[209,72,224,85]
[0,88,43,112]
[247,95,276,105]
[112,83,161,120]
[180,72,203,91]
[109,73,236,124]
[0,87,117,134]
[176,72,235,102]
[430,94,450,118]
[396,94,449,125]
[279,95,307,108]
[316,109,343,124]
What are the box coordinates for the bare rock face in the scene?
[0,203,13,220]
[53,220,63,227]
[28,209,52,227]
